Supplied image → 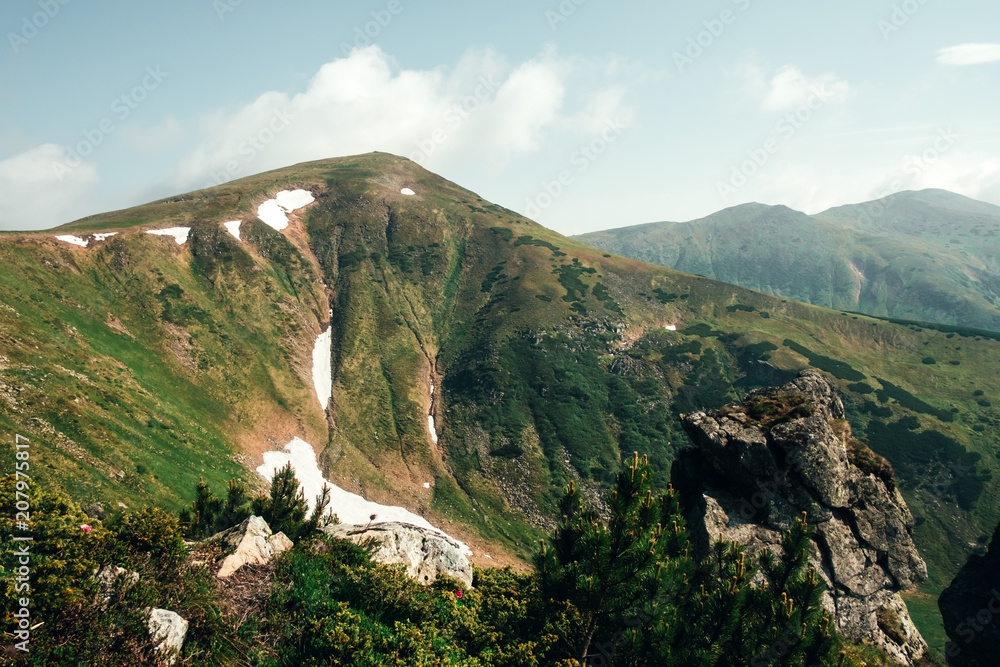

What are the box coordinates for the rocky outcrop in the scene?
[147,608,187,665]
[214,516,293,578]
[93,565,140,608]
[673,370,928,664]
[940,521,1000,666]
[324,521,473,588]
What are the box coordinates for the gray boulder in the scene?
[93,565,139,608]
[324,521,473,588]
[147,608,187,665]
[675,370,928,664]
[213,516,293,578]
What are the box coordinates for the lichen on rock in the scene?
[673,370,928,664]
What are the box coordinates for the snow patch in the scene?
[55,235,88,247]
[401,188,416,196]
[223,221,242,240]
[665,325,677,331]
[146,228,190,245]
[428,415,438,444]
[256,438,470,554]
[257,189,315,231]
[93,233,117,241]
[312,327,332,411]
[423,482,431,489]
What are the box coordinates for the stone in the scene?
[939,521,1000,666]
[85,502,106,521]
[93,564,139,608]
[147,608,187,665]
[674,370,928,664]
[213,516,293,578]
[324,521,473,588]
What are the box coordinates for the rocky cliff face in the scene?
[673,370,928,664]
[939,521,1000,666]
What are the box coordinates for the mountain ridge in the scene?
[575,189,1000,331]
[2,153,999,655]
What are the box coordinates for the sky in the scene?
[1,0,999,235]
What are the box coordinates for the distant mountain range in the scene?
[575,189,1000,332]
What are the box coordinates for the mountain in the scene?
[574,190,1000,331]
[1,154,999,655]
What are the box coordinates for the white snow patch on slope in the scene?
[223,221,242,240]
[55,235,88,247]
[257,438,471,554]
[401,188,416,196]
[312,327,332,410]
[146,227,190,244]
[93,233,117,241]
[428,415,438,444]
[665,325,677,331]
[257,189,315,231]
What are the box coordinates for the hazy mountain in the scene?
[1,155,998,651]
[575,190,1000,331]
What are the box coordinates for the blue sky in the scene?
[1,0,999,234]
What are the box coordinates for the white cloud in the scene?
[170,46,634,189]
[937,43,1000,66]
[738,64,852,113]
[876,151,1000,202]
[0,144,98,230]
[120,116,185,152]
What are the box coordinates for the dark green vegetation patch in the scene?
[514,235,566,256]
[782,340,866,382]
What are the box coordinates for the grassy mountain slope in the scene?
[575,190,1000,331]
[1,155,999,654]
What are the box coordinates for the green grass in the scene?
[2,152,998,612]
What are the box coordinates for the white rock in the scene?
[325,521,473,587]
[148,608,187,665]
[215,516,293,578]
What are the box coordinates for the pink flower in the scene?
[454,590,463,599]
[80,524,92,533]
